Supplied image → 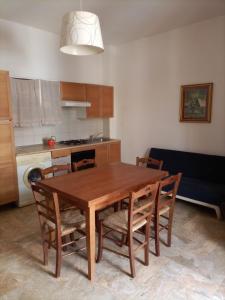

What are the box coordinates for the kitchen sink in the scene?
[90,137,111,143]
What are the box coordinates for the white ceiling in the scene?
[0,0,224,45]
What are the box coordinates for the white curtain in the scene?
[11,78,42,127]
[40,80,62,126]
[11,79,62,127]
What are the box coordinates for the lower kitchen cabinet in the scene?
[0,162,18,205]
[95,144,109,166]
[51,140,121,169]
[108,141,121,163]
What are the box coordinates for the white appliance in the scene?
[16,152,52,207]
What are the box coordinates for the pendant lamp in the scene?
[60,9,104,56]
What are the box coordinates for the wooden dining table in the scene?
[38,162,168,281]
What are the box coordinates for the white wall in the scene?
[111,16,225,163]
[0,18,112,146]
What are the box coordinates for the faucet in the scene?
[89,132,103,142]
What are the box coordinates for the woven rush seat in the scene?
[47,209,86,235]
[103,209,147,233]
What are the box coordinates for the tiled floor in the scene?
[0,201,225,300]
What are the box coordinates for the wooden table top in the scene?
[38,162,168,208]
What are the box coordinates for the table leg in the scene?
[86,206,96,281]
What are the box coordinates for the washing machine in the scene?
[16,152,52,207]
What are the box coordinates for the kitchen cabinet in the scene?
[101,86,114,117]
[86,84,113,118]
[51,140,121,167]
[0,70,18,205]
[95,144,109,166]
[60,81,86,101]
[85,84,113,118]
[51,148,71,159]
[108,141,121,163]
[0,162,18,205]
[60,81,114,118]
[86,84,101,118]
[0,121,18,205]
[0,121,16,164]
[0,70,12,120]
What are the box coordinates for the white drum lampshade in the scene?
[60,11,104,55]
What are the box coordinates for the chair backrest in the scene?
[31,183,62,238]
[72,158,96,172]
[156,173,182,213]
[128,182,159,233]
[40,164,71,179]
[136,156,163,170]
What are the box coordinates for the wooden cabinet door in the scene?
[0,70,12,120]
[95,144,109,166]
[108,141,121,163]
[101,86,113,117]
[0,162,18,204]
[0,121,15,164]
[0,121,18,204]
[86,84,101,118]
[60,81,86,101]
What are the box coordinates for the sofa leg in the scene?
[215,207,222,220]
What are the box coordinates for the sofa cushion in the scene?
[178,177,225,206]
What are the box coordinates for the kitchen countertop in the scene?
[16,139,120,156]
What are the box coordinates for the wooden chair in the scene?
[40,164,75,211]
[72,158,96,172]
[31,183,86,278]
[153,173,182,256]
[40,164,71,179]
[96,182,159,278]
[121,157,163,210]
[136,156,163,170]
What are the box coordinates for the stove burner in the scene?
[59,139,89,145]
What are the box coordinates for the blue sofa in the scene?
[149,148,225,219]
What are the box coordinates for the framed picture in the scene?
[180,83,213,122]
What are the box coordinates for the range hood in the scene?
[61,101,91,108]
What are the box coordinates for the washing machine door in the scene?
[23,164,44,189]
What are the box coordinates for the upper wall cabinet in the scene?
[0,70,12,120]
[60,81,86,101]
[86,84,102,118]
[61,81,114,118]
[101,85,114,118]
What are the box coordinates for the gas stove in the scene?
[58,139,89,146]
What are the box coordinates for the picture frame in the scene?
[180,83,213,123]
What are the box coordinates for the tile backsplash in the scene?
[14,109,106,146]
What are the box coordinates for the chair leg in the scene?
[48,229,53,249]
[62,236,68,251]
[154,214,160,257]
[96,221,103,263]
[167,209,174,247]
[128,233,136,278]
[144,224,150,266]
[113,202,120,212]
[119,233,126,247]
[95,212,100,233]
[70,232,76,248]
[55,240,62,278]
[43,241,48,266]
